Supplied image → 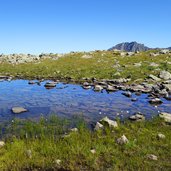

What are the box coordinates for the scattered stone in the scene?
[117,135,129,145]
[106,85,116,92]
[157,133,166,140]
[94,122,104,131]
[0,141,5,148]
[163,84,171,91]
[94,85,103,91]
[12,107,28,114]
[90,149,96,154]
[55,159,61,165]
[129,113,145,121]
[131,98,138,102]
[159,112,171,124]
[44,82,57,88]
[148,74,161,82]
[149,62,159,67]
[147,154,158,161]
[149,98,163,105]
[122,91,132,98]
[81,54,93,59]
[160,49,170,54]
[82,85,91,89]
[159,71,171,80]
[100,116,118,128]
[134,62,142,67]
[70,128,78,132]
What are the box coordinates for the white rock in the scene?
[12,107,28,114]
[117,135,129,145]
[147,154,158,161]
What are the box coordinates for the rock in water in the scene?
[94,85,103,92]
[12,107,28,114]
[129,113,145,121]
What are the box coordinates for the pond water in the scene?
[0,80,170,123]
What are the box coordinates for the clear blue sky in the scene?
[0,0,171,54]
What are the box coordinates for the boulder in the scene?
[100,116,118,128]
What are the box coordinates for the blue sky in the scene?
[0,0,171,54]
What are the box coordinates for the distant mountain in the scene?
[108,42,150,52]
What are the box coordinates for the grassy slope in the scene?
[0,50,171,82]
[0,116,170,171]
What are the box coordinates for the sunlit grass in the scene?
[0,116,170,170]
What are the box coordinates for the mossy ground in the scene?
[0,116,170,171]
[0,50,171,83]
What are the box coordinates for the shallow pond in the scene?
[0,80,170,123]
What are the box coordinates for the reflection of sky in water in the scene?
[0,80,170,122]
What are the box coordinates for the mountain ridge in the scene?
[108,41,171,52]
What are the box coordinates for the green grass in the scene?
[0,50,171,83]
[0,116,170,171]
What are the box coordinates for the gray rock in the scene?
[122,91,132,98]
[159,112,171,124]
[160,49,170,54]
[147,154,158,161]
[12,107,28,114]
[70,128,78,132]
[94,85,103,91]
[106,85,116,92]
[100,116,118,128]
[149,62,159,67]
[163,84,171,91]
[159,71,171,80]
[94,122,104,131]
[149,74,161,82]
[129,113,145,121]
[44,82,57,88]
[117,135,129,145]
[157,133,166,139]
[149,98,162,105]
